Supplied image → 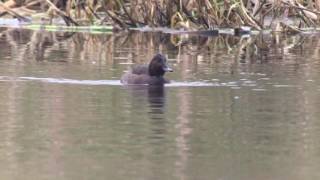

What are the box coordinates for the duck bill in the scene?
[163,66,173,72]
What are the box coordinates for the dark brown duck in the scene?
[121,54,173,85]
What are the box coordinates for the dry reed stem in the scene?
[44,0,78,25]
[1,0,320,30]
[0,2,29,21]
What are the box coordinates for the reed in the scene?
[1,0,320,31]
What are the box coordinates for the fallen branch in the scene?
[280,22,303,34]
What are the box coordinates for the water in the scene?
[0,28,320,180]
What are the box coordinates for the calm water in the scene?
[0,28,320,180]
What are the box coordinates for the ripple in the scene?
[252,88,267,91]
[19,77,122,86]
[166,81,221,87]
[273,84,298,88]
[0,76,262,88]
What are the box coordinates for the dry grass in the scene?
[1,0,320,30]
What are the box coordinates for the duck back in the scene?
[120,67,169,85]
[121,65,150,85]
[131,65,149,75]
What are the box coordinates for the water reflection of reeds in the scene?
[1,28,318,88]
[0,28,314,66]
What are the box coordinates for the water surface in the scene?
[0,28,320,180]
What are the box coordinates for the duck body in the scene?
[121,54,172,86]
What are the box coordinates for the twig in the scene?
[116,0,137,27]
[105,10,128,28]
[282,1,320,15]
[44,0,78,26]
[253,0,267,17]
[25,0,42,8]
[238,0,263,30]
[0,2,30,22]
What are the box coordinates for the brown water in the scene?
[0,28,320,180]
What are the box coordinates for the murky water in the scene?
[0,28,320,180]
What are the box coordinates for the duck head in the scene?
[148,54,173,76]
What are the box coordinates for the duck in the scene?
[121,54,173,85]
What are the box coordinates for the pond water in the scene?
[0,28,320,180]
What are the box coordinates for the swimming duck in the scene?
[121,54,173,85]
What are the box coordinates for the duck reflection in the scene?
[124,85,167,139]
[147,86,167,139]
[126,85,166,118]
[147,85,166,116]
